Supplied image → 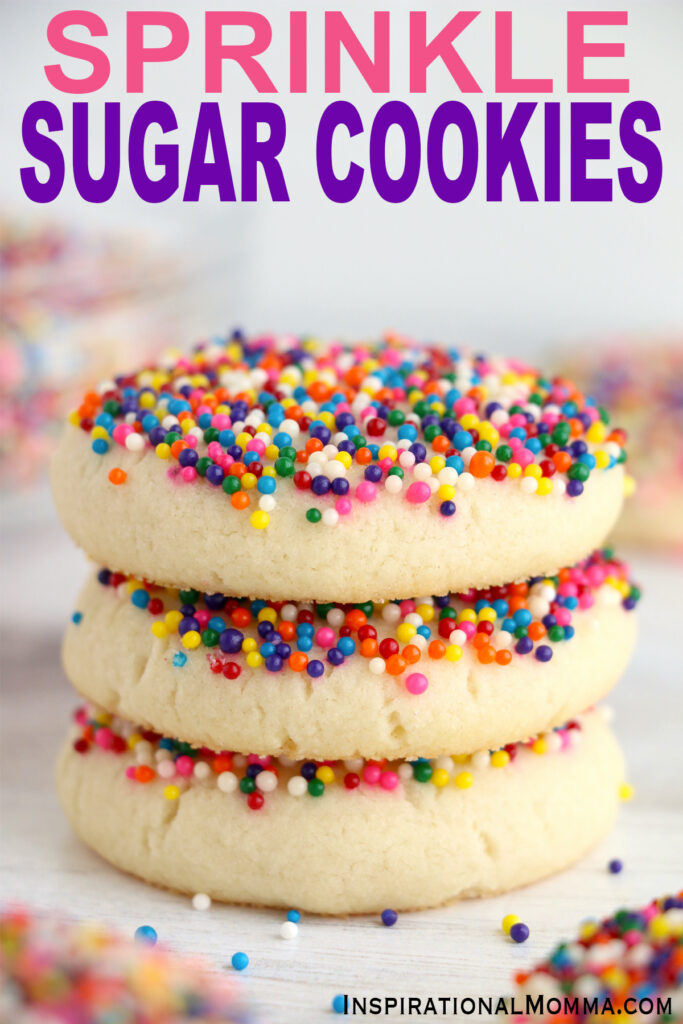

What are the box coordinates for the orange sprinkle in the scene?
[402,644,422,664]
[230,491,249,510]
[135,765,155,783]
[108,468,127,485]
[428,640,446,659]
[288,652,308,672]
[495,649,512,666]
[385,654,407,676]
[469,451,495,478]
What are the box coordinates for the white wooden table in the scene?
[1,510,682,1023]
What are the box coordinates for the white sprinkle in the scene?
[280,920,298,939]
[520,476,538,494]
[456,472,475,491]
[256,770,278,793]
[217,771,238,793]
[369,657,386,675]
[193,761,211,780]
[288,776,308,797]
[192,893,212,912]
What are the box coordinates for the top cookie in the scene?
[51,333,627,601]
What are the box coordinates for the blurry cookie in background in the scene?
[559,337,683,553]
[0,214,185,499]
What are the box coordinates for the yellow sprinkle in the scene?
[586,422,606,444]
[246,651,264,668]
[429,456,446,474]
[91,425,109,441]
[265,444,279,461]
[378,445,396,462]
[491,750,510,768]
[138,392,156,409]
[164,785,180,801]
[319,411,335,428]
[182,630,201,650]
[477,607,497,623]
[619,782,635,802]
[151,622,168,639]
[594,450,609,469]
[416,604,434,622]
[68,410,81,426]
[431,768,450,787]
[316,766,335,784]
[262,466,276,477]
[524,464,542,479]
[165,610,183,632]
[235,432,251,448]
[506,463,522,479]
[453,754,469,764]
[127,733,142,748]
[181,419,195,434]
[155,443,171,459]
[458,608,476,624]
[459,413,479,430]
[537,478,553,496]
[502,914,520,935]
[455,771,473,789]
[445,644,463,662]
[241,473,257,490]
[532,738,547,755]
[580,920,599,941]
[396,623,416,643]
[242,637,258,652]
[258,607,278,624]
[250,510,269,529]
[438,484,456,501]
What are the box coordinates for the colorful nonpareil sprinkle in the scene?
[507,894,683,1021]
[0,907,256,1024]
[66,332,629,529]
[91,550,640,688]
[70,703,593,812]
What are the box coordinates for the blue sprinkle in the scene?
[134,925,157,945]
[71,611,83,625]
[332,994,347,1014]
[173,652,187,668]
[231,952,249,971]
[287,909,301,923]
[381,909,398,927]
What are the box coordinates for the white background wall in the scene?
[2,0,682,356]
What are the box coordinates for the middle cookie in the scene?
[63,550,638,760]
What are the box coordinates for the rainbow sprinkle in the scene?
[67,333,628,530]
[506,894,683,1021]
[89,550,640,687]
[0,907,256,1023]
[71,703,594,810]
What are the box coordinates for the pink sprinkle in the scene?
[399,599,416,617]
[315,627,336,648]
[380,770,400,790]
[363,764,382,785]
[379,457,393,472]
[513,449,533,468]
[181,467,197,482]
[555,608,572,626]
[459,620,476,640]
[185,435,198,449]
[335,497,352,515]
[405,672,429,695]
[212,414,231,430]
[175,755,195,777]
[157,760,176,779]
[207,441,223,460]
[125,766,136,780]
[95,728,114,750]
[74,708,88,725]
[359,407,374,421]
[355,481,377,503]
[578,593,594,610]
[246,439,266,455]
[112,424,133,445]
[406,481,431,504]
[194,609,211,629]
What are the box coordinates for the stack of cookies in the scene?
[52,335,639,914]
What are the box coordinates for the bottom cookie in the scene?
[57,707,624,915]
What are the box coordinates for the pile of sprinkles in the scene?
[507,894,683,1021]
[90,550,640,690]
[68,332,628,530]
[0,907,255,1024]
[70,703,590,811]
